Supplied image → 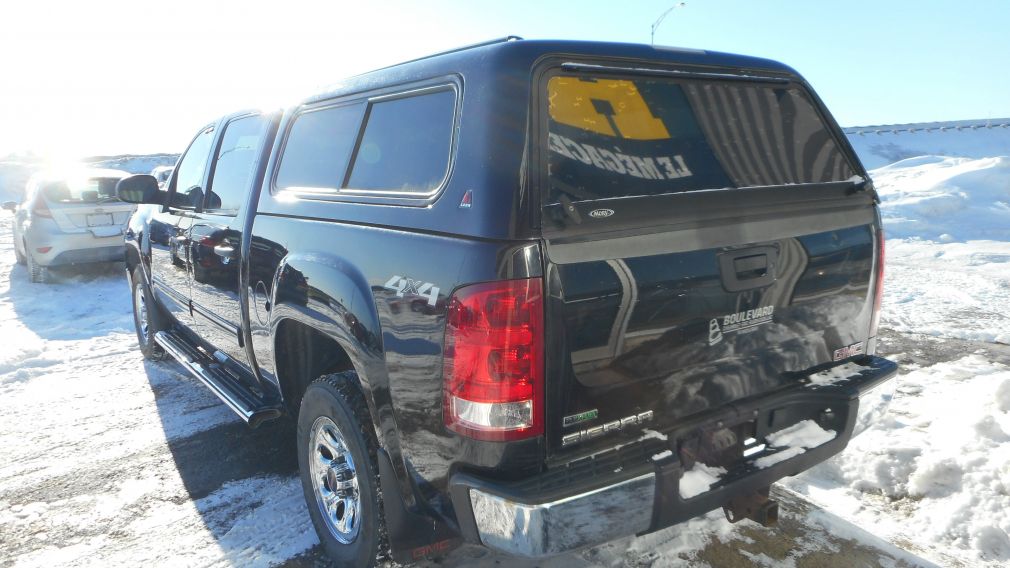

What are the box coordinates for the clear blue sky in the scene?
[1,0,1008,157]
[493,0,1010,127]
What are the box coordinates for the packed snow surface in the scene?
[882,238,1010,344]
[0,215,319,566]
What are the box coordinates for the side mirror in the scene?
[1,201,16,212]
[172,185,204,209]
[116,175,164,205]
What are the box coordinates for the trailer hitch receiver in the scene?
[723,487,779,527]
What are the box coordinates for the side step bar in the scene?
[155,329,283,428]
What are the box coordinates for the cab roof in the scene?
[305,37,801,105]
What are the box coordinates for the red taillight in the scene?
[32,197,52,219]
[869,228,885,336]
[443,278,544,441]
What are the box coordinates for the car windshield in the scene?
[41,177,122,204]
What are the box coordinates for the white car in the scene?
[151,165,174,189]
[3,168,136,283]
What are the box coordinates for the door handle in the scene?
[213,244,237,259]
[718,245,779,292]
[733,254,768,278]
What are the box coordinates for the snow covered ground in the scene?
[1,125,1009,566]
[777,129,1010,566]
[784,340,1010,566]
[0,217,319,567]
[874,156,1010,344]
[0,210,921,568]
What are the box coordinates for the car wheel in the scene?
[27,250,48,284]
[131,266,167,360]
[298,372,384,568]
[15,240,26,266]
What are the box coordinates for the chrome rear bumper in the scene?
[450,355,898,558]
[466,473,655,557]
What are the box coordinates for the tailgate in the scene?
[538,66,879,457]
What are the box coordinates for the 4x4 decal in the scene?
[384,275,440,307]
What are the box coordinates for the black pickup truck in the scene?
[118,37,897,566]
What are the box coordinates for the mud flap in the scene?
[378,449,462,563]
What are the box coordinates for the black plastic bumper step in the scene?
[155,329,282,427]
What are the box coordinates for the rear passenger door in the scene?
[187,113,271,372]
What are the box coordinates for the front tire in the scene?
[298,373,383,568]
[131,266,167,360]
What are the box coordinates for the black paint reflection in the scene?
[553,225,874,446]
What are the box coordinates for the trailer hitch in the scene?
[723,487,779,527]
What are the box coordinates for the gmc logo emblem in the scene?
[833,342,865,361]
[412,539,453,560]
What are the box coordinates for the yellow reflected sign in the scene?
[548,77,670,141]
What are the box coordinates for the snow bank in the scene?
[784,355,1010,564]
[866,155,1010,344]
[845,120,1010,170]
[85,154,179,176]
[874,156,1010,242]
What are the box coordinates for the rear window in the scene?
[275,103,365,192]
[545,74,856,204]
[275,87,456,197]
[345,89,456,194]
[41,177,121,204]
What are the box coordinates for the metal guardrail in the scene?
[844,120,1010,136]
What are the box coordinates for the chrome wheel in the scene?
[134,282,149,345]
[309,416,361,544]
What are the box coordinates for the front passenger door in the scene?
[150,125,216,326]
[187,113,270,373]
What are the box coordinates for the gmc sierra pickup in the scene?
[117,37,897,567]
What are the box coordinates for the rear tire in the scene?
[27,250,48,284]
[131,266,167,360]
[298,373,383,568]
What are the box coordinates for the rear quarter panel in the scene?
[248,213,543,510]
